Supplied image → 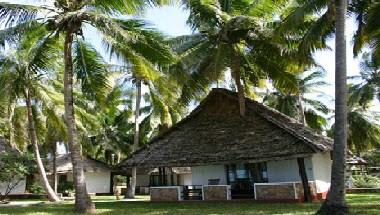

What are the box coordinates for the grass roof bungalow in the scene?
[119,89,333,202]
[46,154,113,195]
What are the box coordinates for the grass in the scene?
[0,194,379,215]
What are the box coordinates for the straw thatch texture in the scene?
[119,89,333,168]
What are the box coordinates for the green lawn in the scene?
[0,194,379,215]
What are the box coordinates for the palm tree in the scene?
[0,1,168,212]
[350,53,380,107]
[170,0,306,115]
[263,70,329,132]
[344,86,380,154]
[280,0,350,212]
[0,32,61,202]
[318,0,349,213]
[101,18,176,198]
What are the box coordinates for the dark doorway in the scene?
[226,162,268,199]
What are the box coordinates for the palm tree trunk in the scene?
[7,101,18,150]
[318,0,349,214]
[231,46,245,117]
[297,94,306,125]
[64,29,95,213]
[52,142,58,194]
[126,79,141,198]
[24,89,61,202]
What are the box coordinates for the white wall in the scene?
[267,158,314,183]
[0,180,26,195]
[180,173,192,185]
[191,165,226,185]
[85,172,111,194]
[311,153,332,193]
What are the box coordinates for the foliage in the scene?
[353,175,380,188]
[328,85,380,153]
[170,0,312,106]
[29,184,44,194]
[362,150,380,167]
[349,52,380,108]
[263,70,329,132]
[0,152,34,201]
[57,181,75,195]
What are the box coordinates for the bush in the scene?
[29,184,44,194]
[353,175,380,188]
[57,181,74,194]
[0,152,34,202]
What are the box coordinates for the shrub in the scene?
[353,175,380,188]
[29,184,44,194]
[57,181,74,194]
[0,152,34,202]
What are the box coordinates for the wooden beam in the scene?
[158,167,162,186]
[110,172,114,194]
[297,157,312,202]
[170,168,174,186]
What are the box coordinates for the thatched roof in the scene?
[46,154,112,173]
[119,88,333,168]
[121,167,191,176]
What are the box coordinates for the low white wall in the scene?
[0,180,26,195]
[191,165,226,185]
[267,158,314,183]
[85,172,111,194]
[311,153,331,193]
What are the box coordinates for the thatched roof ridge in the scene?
[46,154,112,173]
[119,88,333,168]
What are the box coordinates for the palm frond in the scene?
[73,38,110,102]
[0,2,42,27]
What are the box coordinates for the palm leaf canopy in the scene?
[170,0,315,105]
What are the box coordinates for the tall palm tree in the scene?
[170,0,306,115]
[281,0,350,212]
[0,31,61,202]
[263,70,329,132]
[102,19,176,198]
[0,1,168,212]
[318,0,349,213]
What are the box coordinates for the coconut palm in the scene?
[322,0,349,212]
[0,1,169,212]
[170,0,310,115]
[263,70,329,132]
[0,29,62,202]
[350,53,380,108]
[100,17,176,198]
[281,0,349,212]
[329,87,380,155]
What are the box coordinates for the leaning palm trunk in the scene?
[24,89,61,202]
[318,0,349,214]
[231,46,245,117]
[126,79,142,198]
[64,29,95,213]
